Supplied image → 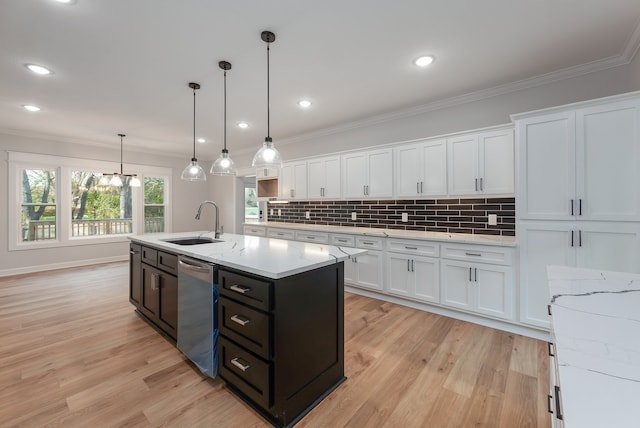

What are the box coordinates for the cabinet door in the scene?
[518,222,574,329]
[158,272,178,339]
[478,129,514,195]
[447,134,479,195]
[421,139,447,196]
[141,264,159,317]
[129,243,142,307]
[292,162,308,199]
[575,222,640,274]
[307,158,324,199]
[280,164,294,199]
[440,260,474,311]
[516,112,576,220]
[413,256,440,303]
[342,153,367,198]
[475,264,513,320]
[343,257,357,284]
[354,251,384,291]
[394,144,421,197]
[577,99,640,221]
[323,156,342,198]
[367,149,393,197]
[386,253,413,297]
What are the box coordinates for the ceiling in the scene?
[2,0,640,160]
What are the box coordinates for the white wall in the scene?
[233,61,639,166]
[0,133,209,275]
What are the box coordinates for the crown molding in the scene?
[622,16,640,61]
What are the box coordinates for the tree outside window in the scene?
[144,177,165,233]
[21,169,57,241]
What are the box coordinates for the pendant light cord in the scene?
[224,69,227,151]
[192,86,196,159]
[119,133,124,174]
[266,42,271,140]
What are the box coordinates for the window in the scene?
[8,151,172,250]
[21,168,57,242]
[144,177,166,233]
[245,184,259,222]
[71,171,134,237]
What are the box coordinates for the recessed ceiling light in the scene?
[197,138,206,143]
[298,99,312,108]
[414,55,434,67]
[23,105,41,112]
[237,122,249,129]
[26,64,53,75]
[55,0,76,4]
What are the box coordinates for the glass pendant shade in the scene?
[98,174,110,186]
[211,149,237,176]
[99,133,140,189]
[129,176,141,187]
[182,159,206,181]
[252,138,282,168]
[109,174,123,187]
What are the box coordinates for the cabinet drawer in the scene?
[219,336,271,409]
[219,269,272,311]
[295,231,329,244]
[356,236,384,250]
[244,225,266,236]
[220,298,271,360]
[157,250,178,275]
[141,246,158,266]
[331,234,356,247]
[387,239,439,257]
[267,228,295,240]
[441,244,513,265]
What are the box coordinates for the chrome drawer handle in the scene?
[465,252,482,257]
[129,250,140,255]
[307,236,315,240]
[230,284,251,294]
[405,246,418,250]
[230,314,250,326]
[231,357,250,372]
[337,239,348,243]
[362,241,375,245]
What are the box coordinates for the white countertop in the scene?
[130,231,366,280]
[245,222,517,247]
[547,265,640,428]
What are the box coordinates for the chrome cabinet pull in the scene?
[475,178,478,191]
[547,394,554,414]
[417,182,420,193]
[230,314,250,326]
[465,252,481,257]
[571,230,574,247]
[579,199,582,216]
[130,250,140,255]
[420,181,424,193]
[405,246,418,250]
[411,260,415,272]
[150,273,158,291]
[570,199,574,216]
[548,342,555,357]
[407,259,411,271]
[230,284,251,294]
[362,241,375,246]
[337,239,348,243]
[307,236,316,240]
[231,357,250,372]
[469,267,472,281]
[479,177,483,191]
[474,268,478,282]
[554,386,563,420]
[263,168,268,177]
[579,230,582,247]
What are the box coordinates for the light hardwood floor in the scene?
[0,262,549,427]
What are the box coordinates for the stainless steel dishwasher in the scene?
[177,255,218,378]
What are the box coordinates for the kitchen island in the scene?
[129,232,366,428]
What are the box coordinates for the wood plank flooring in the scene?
[0,262,549,427]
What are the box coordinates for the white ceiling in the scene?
[2,0,640,160]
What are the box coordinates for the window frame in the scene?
[8,151,172,251]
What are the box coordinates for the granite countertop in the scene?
[130,231,366,280]
[547,265,640,428]
[245,221,517,247]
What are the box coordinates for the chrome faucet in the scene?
[195,200,221,239]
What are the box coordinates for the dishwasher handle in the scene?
[178,256,215,283]
[179,259,211,272]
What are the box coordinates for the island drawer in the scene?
[220,297,271,360]
[219,336,271,409]
[157,250,178,275]
[219,269,272,311]
[141,246,158,266]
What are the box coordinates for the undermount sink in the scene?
[162,237,223,245]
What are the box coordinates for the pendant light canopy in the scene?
[99,133,141,188]
[181,82,207,181]
[252,30,283,169]
[211,61,237,176]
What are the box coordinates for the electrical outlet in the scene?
[401,212,408,222]
[305,211,310,219]
[270,208,274,216]
[488,214,498,225]
[351,212,357,220]
[278,209,282,216]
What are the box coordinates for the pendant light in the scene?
[181,82,207,181]
[252,30,283,169]
[99,133,141,188]
[211,61,237,176]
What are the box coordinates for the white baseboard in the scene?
[0,255,128,277]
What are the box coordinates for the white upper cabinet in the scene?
[280,161,307,200]
[516,97,640,221]
[394,139,447,198]
[256,167,279,179]
[307,156,341,199]
[341,148,392,198]
[447,128,514,196]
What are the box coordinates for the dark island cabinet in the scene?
[129,242,178,341]
[218,262,345,428]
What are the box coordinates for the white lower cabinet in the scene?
[386,253,439,303]
[440,260,513,320]
[347,250,384,291]
[243,225,266,236]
